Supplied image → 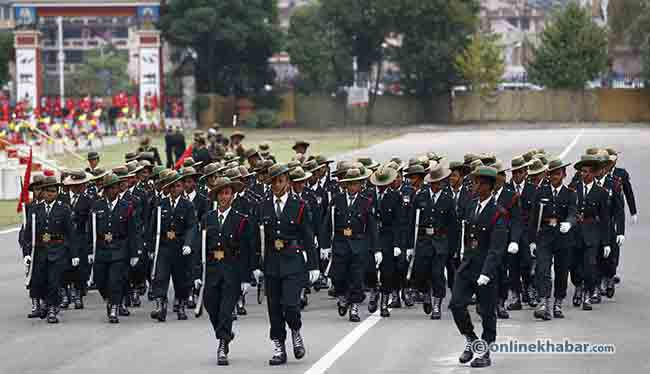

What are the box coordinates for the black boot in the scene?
[380,293,390,317]
[389,290,401,308]
[269,339,287,366]
[527,285,538,308]
[59,287,70,309]
[131,290,141,307]
[582,290,592,311]
[38,300,48,319]
[299,289,308,310]
[459,335,476,364]
[590,289,602,304]
[237,296,248,315]
[521,283,530,304]
[118,298,130,316]
[368,290,379,313]
[402,288,414,307]
[534,298,552,320]
[507,292,522,311]
[553,298,564,318]
[232,307,238,321]
[431,297,442,320]
[291,329,306,359]
[47,306,59,324]
[159,299,168,321]
[217,340,229,366]
[109,305,119,324]
[177,300,188,320]
[573,286,583,307]
[496,299,510,319]
[28,298,41,318]
[349,303,361,322]
[187,294,196,309]
[605,277,616,298]
[470,351,491,368]
[337,296,349,317]
[72,288,83,310]
[423,292,433,315]
[150,298,161,320]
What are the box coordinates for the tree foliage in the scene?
[67,46,131,97]
[455,32,504,97]
[527,2,608,89]
[159,0,281,95]
[608,0,650,46]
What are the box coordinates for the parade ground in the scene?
[0,125,648,374]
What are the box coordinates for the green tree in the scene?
[394,0,480,97]
[527,2,608,89]
[159,0,280,95]
[455,32,504,97]
[0,32,14,88]
[66,46,130,97]
[608,0,650,46]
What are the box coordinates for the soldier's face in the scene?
[496,173,506,188]
[511,168,527,184]
[292,180,305,193]
[184,177,196,192]
[208,175,218,186]
[139,169,151,180]
[346,181,362,194]
[105,185,119,201]
[271,174,289,197]
[549,168,565,187]
[449,170,461,188]
[44,188,58,203]
[581,166,595,184]
[71,184,85,194]
[391,175,402,190]
[120,180,129,192]
[477,178,494,200]
[88,159,99,169]
[217,187,234,210]
[172,181,184,198]
[429,181,442,193]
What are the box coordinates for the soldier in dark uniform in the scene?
[22,175,46,318]
[449,166,508,368]
[90,174,140,323]
[410,164,456,320]
[446,161,473,293]
[257,164,319,365]
[192,134,212,169]
[193,177,254,366]
[606,148,637,223]
[528,157,576,320]
[85,151,100,174]
[320,166,378,323]
[87,168,109,200]
[229,131,246,158]
[523,159,548,307]
[292,140,310,156]
[23,176,80,324]
[148,170,196,321]
[569,154,610,311]
[137,136,162,165]
[244,148,263,171]
[401,162,428,306]
[252,159,274,198]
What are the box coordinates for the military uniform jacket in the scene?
[192,146,211,166]
[71,192,93,254]
[90,198,139,262]
[188,190,210,223]
[574,181,610,248]
[192,209,254,284]
[293,190,321,242]
[233,191,259,219]
[133,182,153,229]
[445,185,473,255]
[320,192,379,256]
[373,188,405,253]
[528,184,577,249]
[457,198,508,280]
[138,145,162,165]
[19,200,41,250]
[494,187,522,245]
[147,196,196,252]
[507,181,535,239]
[410,189,456,256]
[23,201,78,262]
[259,194,317,277]
[309,178,334,222]
[613,167,636,216]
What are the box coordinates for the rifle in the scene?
[88,212,97,286]
[459,220,466,261]
[194,228,207,317]
[406,208,421,281]
[150,206,162,280]
[257,224,265,304]
[25,213,36,287]
[324,191,335,278]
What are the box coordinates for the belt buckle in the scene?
[215,250,224,261]
[470,240,479,250]
[343,228,352,237]
[42,233,51,243]
[166,231,176,240]
[548,218,558,227]
[425,227,435,236]
[105,232,113,243]
[274,239,284,251]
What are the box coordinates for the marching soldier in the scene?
[409,164,456,320]
[446,161,473,292]
[401,162,428,306]
[193,177,255,366]
[85,151,100,173]
[320,166,378,323]
[23,176,80,324]
[258,164,319,365]
[528,158,576,320]
[22,175,46,319]
[292,140,310,156]
[449,166,508,368]
[524,159,548,307]
[148,171,197,321]
[607,148,637,223]
[90,174,140,323]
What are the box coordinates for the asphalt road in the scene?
[1,126,649,374]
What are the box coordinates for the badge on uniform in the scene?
[275,239,284,251]
[167,231,176,240]
[215,250,224,260]
[42,233,51,243]
[105,232,113,243]
[343,228,352,237]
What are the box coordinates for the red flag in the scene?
[17,147,33,213]
[174,144,193,170]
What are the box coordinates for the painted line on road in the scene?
[559,128,585,159]
[305,311,383,374]
[0,227,19,235]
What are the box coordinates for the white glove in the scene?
[320,248,331,260]
[529,243,537,256]
[87,254,94,264]
[302,251,308,264]
[314,237,319,248]
[616,235,625,247]
[194,279,202,289]
[23,255,32,266]
[130,257,139,267]
[148,252,154,260]
[406,248,415,261]
[603,246,611,258]
[560,222,572,234]
[253,269,263,283]
[182,246,191,256]
[507,242,519,254]
[393,247,401,257]
[374,251,383,266]
[71,257,80,267]
[477,274,490,286]
[309,270,320,284]
[632,214,638,224]
[241,282,251,293]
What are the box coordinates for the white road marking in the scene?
[304,311,383,374]
[559,128,585,159]
[0,227,19,235]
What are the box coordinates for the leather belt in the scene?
[418,226,448,237]
[208,248,240,261]
[335,230,365,240]
[39,233,64,243]
[272,239,303,251]
[577,215,599,224]
[543,218,559,227]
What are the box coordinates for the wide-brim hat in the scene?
[449,161,470,174]
[238,166,256,179]
[303,159,325,173]
[333,161,355,177]
[162,171,183,189]
[137,152,155,163]
[403,164,428,177]
[357,157,380,171]
[370,165,398,186]
[287,160,302,171]
[63,170,93,186]
[489,160,510,174]
[292,140,310,150]
[157,170,177,186]
[90,168,110,181]
[125,152,139,163]
[151,166,166,180]
[230,131,245,140]
[424,164,452,183]
[388,156,407,171]
[464,153,481,165]
[289,167,312,183]
[244,148,260,159]
[40,176,61,190]
[314,154,334,165]
[547,157,572,172]
[574,154,603,171]
[268,163,291,179]
[339,167,372,183]
[208,177,244,198]
[510,155,530,172]
[87,151,99,161]
[179,166,201,180]
[112,166,132,180]
[28,174,46,191]
[471,166,498,180]
[527,159,548,175]
[134,160,154,174]
[101,173,121,189]
[199,163,222,181]
[253,159,275,173]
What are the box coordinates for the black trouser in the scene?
[266,273,302,342]
[413,253,449,299]
[449,271,498,343]
[535,232,570,300]
[332,248,366,304]
[365,255,400,294]
[446,255,459,290]
[569,241,597,293]
[30,257,66,307]
[597,238,620,280]
[205,269,239,342]
[153,247,190,300]
[128,252,149,291]
[496,263,508,301]
[506,233,532,295]
[94,260,127,305]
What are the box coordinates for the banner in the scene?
[16,49,38,110]
[347,86,369,107]
[139,47,160,116]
